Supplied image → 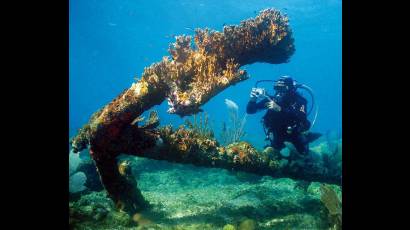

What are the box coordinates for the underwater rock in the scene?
[69,172,87,193]
[238,218,257,230]
[280,147,290,157]
[278,159,289,168]
[76,159,104,192]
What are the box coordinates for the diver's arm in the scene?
[266,99,282,111]
[246,98,269,114]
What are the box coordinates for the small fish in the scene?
[108,22,117,26]
[185,27,194,31]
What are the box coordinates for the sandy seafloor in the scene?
[69,140,341,230]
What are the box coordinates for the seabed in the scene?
[69,139,342,230]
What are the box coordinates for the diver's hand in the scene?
[249,89,258,102]
[267,100,281,111]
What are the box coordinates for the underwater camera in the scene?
[251,87,266,97]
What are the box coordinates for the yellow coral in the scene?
[223,224,236,230]
[217,147,226,155]
[238,219,256,230]
[133,79,149,96]
[178,92,189,102]
[118,161,130,176]
[320,184,341,215]
[320,184,342,230]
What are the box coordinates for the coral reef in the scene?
[184,112,214,139]
[165,8,294,116]
[69,191,135,229]
[70,9,297,213]
[320,184,342,230]
[145,124,341,185]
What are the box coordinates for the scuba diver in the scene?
[246,76,321,156]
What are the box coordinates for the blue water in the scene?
[69,0,341,149]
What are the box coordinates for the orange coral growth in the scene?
[69,9,296,214]
[225,142,262,165]
[71,8,294,154]
[148,8,294,116]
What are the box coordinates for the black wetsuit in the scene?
[246,91,311,155]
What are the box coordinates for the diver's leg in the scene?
[292,134,309,155]
[271,134,286,151]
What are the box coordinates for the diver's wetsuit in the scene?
[246,91,311,155]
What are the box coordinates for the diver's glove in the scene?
[267,100,281,111]
[249,88,258,102]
